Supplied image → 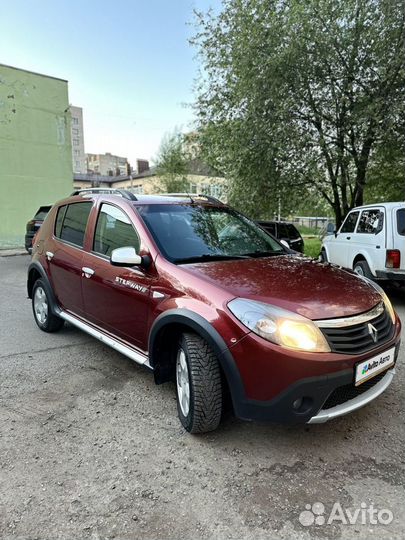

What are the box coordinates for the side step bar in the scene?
[58,310,151,369]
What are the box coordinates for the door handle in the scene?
[346,236,351,240]
[82,267,95,278]
[46,251,54,261]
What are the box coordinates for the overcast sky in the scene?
[1,0,219,165]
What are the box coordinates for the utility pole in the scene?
[278,193,281,221]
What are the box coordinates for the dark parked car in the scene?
[257,221,304,253]
[27,189,401,433]
[25,205,52,253]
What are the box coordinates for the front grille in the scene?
[320,307,394,355]
[322,371,388,409]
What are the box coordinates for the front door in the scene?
[328,210,360,267]
[81,202,154,350]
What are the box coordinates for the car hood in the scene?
[183,255,382,320]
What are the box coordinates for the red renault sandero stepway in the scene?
[28,189,402,433]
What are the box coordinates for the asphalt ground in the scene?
[0,255,404,540]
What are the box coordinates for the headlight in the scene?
[228,299,331,353]
[358,276,396,323]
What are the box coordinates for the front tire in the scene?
[176,333,222,434]
[32,279,64,332]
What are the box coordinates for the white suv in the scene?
[321,202,405,286]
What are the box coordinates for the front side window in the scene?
[55,202,92,247]
[397,209,405,236]
[93,203,140,257]
[357,209,384,234]
[138,204,284,263]
[340,211,359,233]
[259,222,276,235]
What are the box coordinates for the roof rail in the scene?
[197,193,224,205]
[71,188,138,201]
[160,193,224,205]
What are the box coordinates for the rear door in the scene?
[392,206,405,271]
[326,210,360,267]
[47,201,92,316]
[81,202,155,350]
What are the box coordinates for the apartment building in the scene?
[0,63,72,247]
[87,152,128,176]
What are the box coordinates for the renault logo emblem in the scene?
[368,323,378,343]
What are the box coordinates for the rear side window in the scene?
[93,203,140,257]
[397,209,405,236]
[54,202,92,248]
[340,211,359,233]
[357,209,384,234]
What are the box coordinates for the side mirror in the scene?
[280,239,289,249]
[110,247,142,267]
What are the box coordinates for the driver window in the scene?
[340,211,359,233]
[93,203,140,257]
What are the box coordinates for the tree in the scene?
[192,0,405,226]
[154,131,190,193]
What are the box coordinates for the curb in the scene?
[0,249,29,257]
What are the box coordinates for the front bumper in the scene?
[227,321,401,425]
[308,368,395,423]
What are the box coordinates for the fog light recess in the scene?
[292,396,313,413]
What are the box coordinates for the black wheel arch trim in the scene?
[27,261,59,315]
[148,308,247,413]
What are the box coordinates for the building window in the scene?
[73,138,80,146]
[72,117,79,125]
[74,149,80,156]
[72,128,79,136]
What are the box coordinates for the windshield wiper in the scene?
[175,253,249,264]
[241,250,285,258]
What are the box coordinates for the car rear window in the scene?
[397,209,405,236]
[34,206,52,221]
[54,202,92,248]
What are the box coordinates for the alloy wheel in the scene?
[176,348,190,417]
[34,286,48,325]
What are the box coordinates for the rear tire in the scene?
[320,249,328,262]
[176,333,222,434]
[32,279,64,332]
[353,260,373,279]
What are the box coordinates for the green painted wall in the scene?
[0,64,73,248]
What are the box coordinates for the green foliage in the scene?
[304,237,322,258]
[192,0,405,226]
[155,130,190,193]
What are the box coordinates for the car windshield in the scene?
[137,204,285,263]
